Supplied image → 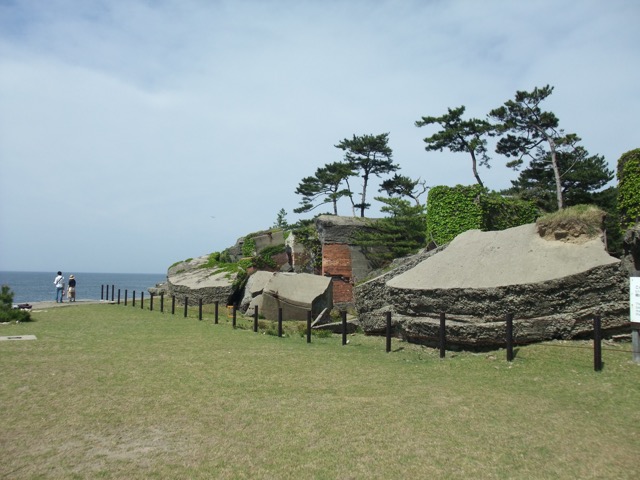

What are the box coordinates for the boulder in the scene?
[261,272,333,321]
[167,255,238,306]
[239,271,275,312]
[355,223,628,348]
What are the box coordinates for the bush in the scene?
[0,285,31,323]
[617,148,640,229]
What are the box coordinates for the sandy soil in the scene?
[388,223,619,290]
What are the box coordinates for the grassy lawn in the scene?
[1,304,639,479]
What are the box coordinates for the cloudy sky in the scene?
[0,0,638,274]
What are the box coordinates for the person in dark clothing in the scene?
[68,274,77,302]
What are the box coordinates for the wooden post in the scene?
[232,305,237,328]
[160,293,164,313]
[124,289,128,306]
[101,285,104,300]
[117,289,121,305]
[150,293,154,311]
[386,311,392,353]
[506,313,514,362]
[439,312,446,359]
[111,285,115,302]
[214,301,219,324]
[106,284,109,302]
[278,308,283,337]
[132,291,136,307]
[254,306,259,333]
[140,291,144,310]
[171,295,175,315]
[341,311,347,346]
[594,315,602,372]
[184,297,188,318]
[198,298,203,321]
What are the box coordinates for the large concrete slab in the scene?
[261,273,333,321]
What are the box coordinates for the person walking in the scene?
[54,271,65,303]
[68,274,76,302]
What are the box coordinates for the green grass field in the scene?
[1,304,639,479]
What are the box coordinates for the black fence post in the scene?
[150,293,154,311]
[506,313,514,362]
[386,311,392,353]
[111,285,114,302]
[198,298,203,321]
[124,289,128,306]
[106,284,109,302]
[439,312,446,359]
[232,305,237,328]
[307,310,312,344]
[341,311,347,346]
[117,289,121,305]
[278,308,283,337]
[160,293,164,313]
[101,285,104,300]
[254,306,259,333]
[171,295,175,315]
[140,292,144,310]
[184,297,188,318]
[132,291,136,307]
[214,301,219,324]
[594,315,602,372]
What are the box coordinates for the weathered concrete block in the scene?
[261,272,333,321]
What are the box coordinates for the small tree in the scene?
[0,285,31,323]
[273,208,289,229]
[355,197,427,268]
[294,161,355,215]
[335,133,399,217]
[490,85,578,210]
[415,106,493,188]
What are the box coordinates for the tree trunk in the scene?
[469,149,484,188]
[548,137,564,210]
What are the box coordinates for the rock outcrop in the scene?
[166,256,238,306]
[355,223,629,348]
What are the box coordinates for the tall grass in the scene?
[1,304,638,479]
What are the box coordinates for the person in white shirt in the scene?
[54,271,65,303]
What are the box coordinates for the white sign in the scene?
[630,277,640,323]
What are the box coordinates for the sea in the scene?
[0,271,167,304]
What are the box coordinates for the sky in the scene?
[0,0,638,274]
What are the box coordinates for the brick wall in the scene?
[322,243,353,303]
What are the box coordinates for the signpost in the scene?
[629,277,640,363]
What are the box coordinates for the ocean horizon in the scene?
[0,271,167,304]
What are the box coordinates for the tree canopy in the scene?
[489,85,579,210]
[415,106,492,187]
[293,161,355,215]
[335,133,398,217]
[378,174,428,205]
[504,146,613,212]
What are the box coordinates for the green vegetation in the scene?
[617,148,640,229]
[1,304,638,478]
[536,204,607,238]
[0,285,31,322]
[426,185,537,246]
[355,197,427,268]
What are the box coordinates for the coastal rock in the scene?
[167,256,238,306]
[355,223,628,348]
